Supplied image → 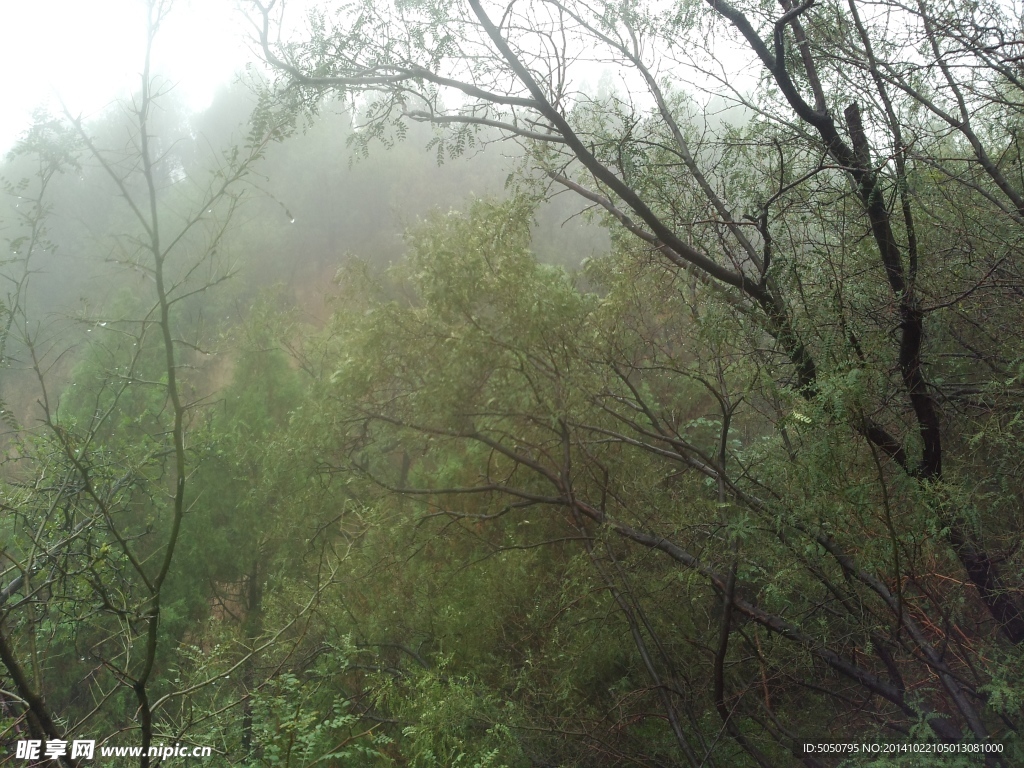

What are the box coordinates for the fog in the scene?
[4,0,1024,763]
[0,72,607,424]
[0,0,257,152]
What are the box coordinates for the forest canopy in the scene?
[1,0,1024,766]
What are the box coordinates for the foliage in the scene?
[253,0,1024,761]
[4,0,1024,766]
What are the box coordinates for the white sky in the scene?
[0,0,256,152]
[0,0,757,154]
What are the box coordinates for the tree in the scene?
[257,0,1024,761]
[0,3,296,763]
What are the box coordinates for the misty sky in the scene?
[0,0,255,151]
[0,0,757,154]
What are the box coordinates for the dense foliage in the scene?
[2,0,1024,766]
